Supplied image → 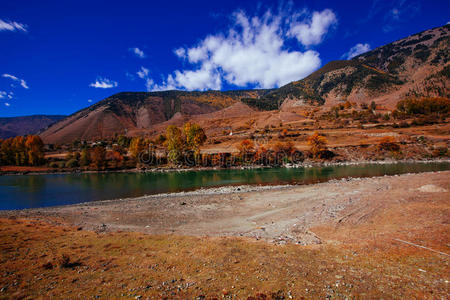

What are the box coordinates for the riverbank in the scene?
[0,171,448,298]
[3,171,449,244]
[1,157,450,176]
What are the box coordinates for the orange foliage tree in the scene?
[307,132,328,158]
[91,146,106,169]
[0,135,44,166]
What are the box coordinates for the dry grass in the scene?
[0,215,448,299]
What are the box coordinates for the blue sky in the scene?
[0,0,448,117]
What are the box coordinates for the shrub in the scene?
[377,137,400,152]
[65,158,79,168]
[395,97,450,116]
[49,162,59,168]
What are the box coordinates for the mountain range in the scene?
[0,115,65,139]
[8,25,450,144]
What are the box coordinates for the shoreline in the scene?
[1,157,449,176]
[2,171,449,245]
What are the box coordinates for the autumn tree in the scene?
[129,137,146,160]
[80,148,91,167]
[183,122,207,156]
[110,150,124,169]
[12,136,27,165]
[165,125,184,164]
[91,146,106,169]
[237,139,255,156]
[237,139,255,163]
[117,135,131,148]
[307,132,328,159]
[25,135,45,166]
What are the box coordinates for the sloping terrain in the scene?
[246,24,449,109]
[1,171,448,298]
[40,90,264,144]
[0,115,65,139]
[40,25,449,144]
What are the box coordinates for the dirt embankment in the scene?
[4,171,449,246]
[0,171,449,299]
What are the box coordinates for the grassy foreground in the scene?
[0,217,448,299]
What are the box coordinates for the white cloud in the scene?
[88,99,92,103]
[343,43,371,59]
[2,73,29,89]
[89,77,118,88]
[145,8,330,91]
[0,91,6,99]
[129,47,145,58]
[4,102,10,107]
[137,66,149,79]
[0,19,27,32]
[174,48,186,58]
[288,9,337,46]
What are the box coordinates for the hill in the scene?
[40,25,449,144]
[0,115,66,139]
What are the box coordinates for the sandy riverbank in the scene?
[1,171,449,298]
[3,171,449,245]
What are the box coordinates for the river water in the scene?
[0,161,449,210]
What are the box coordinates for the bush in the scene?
[65,158,79,168]
[395,97,450,116]
[49,162,59,168]
[377,137,400,152]
[432,147,448,157]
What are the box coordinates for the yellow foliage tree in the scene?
[165,125,184,164]
[183,122,207,156]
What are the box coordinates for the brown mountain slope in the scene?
[40,90,264,144]
[243,24,449,110]
[41,25,449,144]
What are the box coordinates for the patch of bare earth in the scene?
[0,171,449,298]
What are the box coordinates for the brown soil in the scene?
[0,171,448,298]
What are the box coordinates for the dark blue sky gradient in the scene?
[0,0,448,116]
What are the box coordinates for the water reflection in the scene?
[0,162,449,210]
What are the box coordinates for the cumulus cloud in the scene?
[137,66,149,79]
[343,43,371,59]
[89,77,118,88]
[0,19,27,32]
[145,8,333,91]
[129,47,145,58]
[288,9,337,46]
[4,102,10,107]
[2,73,29,89]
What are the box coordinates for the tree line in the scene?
[0,122,335,169]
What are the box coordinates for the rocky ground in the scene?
[3,171,449,245]
[0,171,449,298]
